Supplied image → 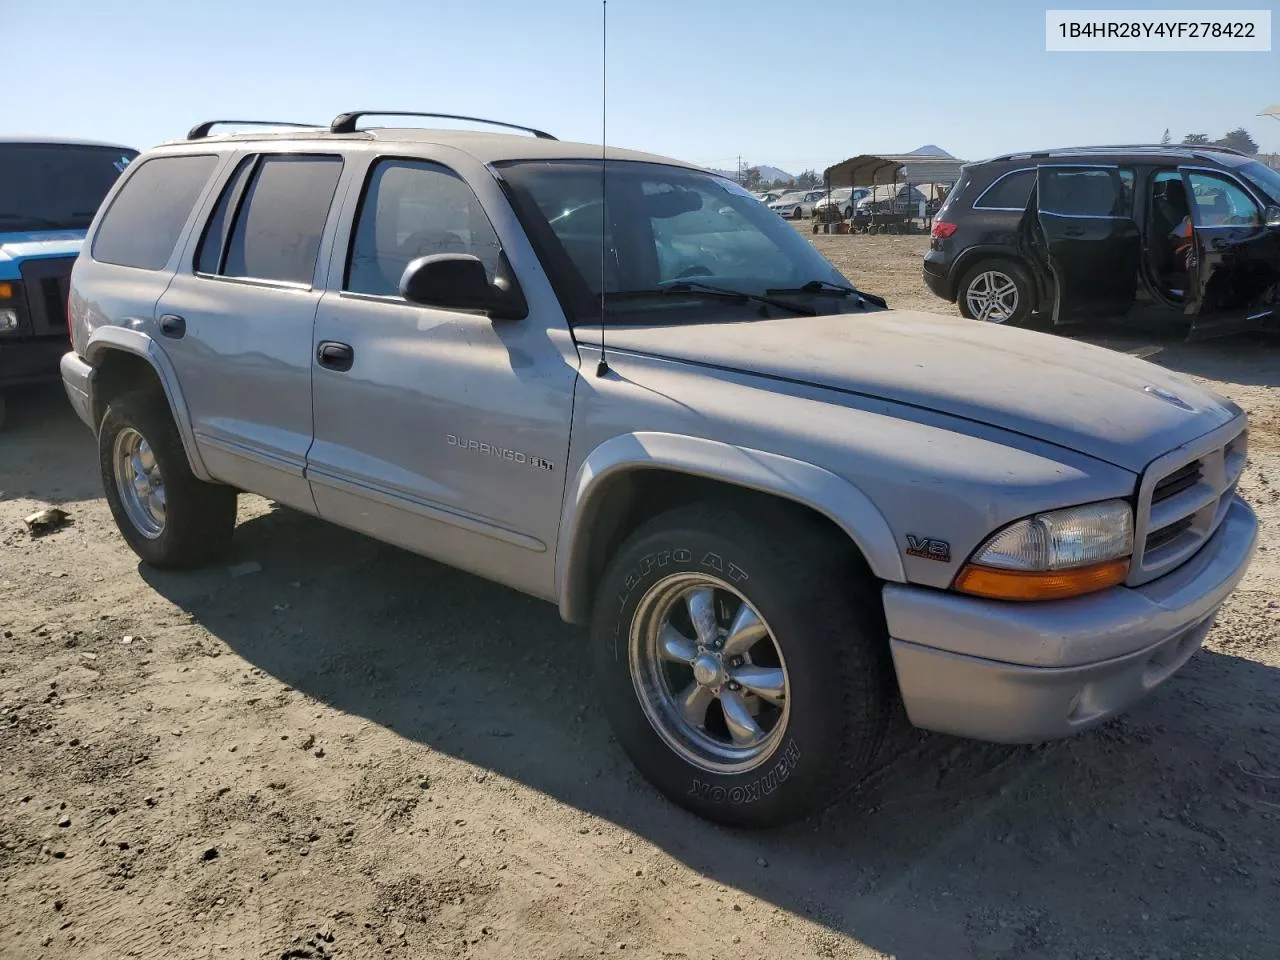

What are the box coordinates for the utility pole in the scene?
[737,155,742,183]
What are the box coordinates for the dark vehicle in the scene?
[923,145,1280,338]
[0,137,138,426]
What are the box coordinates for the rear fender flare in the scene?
[555,432,906,623]
[84,326,212,481]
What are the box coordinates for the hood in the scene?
[598,310,1243,473]
[0,229,86,265]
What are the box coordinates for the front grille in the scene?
[1131,423,1247,585]
[1152,460,1202,503]
[18,256,75,339]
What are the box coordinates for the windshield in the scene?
[1236,160,1280,205]
[498,160,851,323]
[0,143,137,232]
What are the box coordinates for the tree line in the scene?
[737,165,823,191]
[1160,127,1259,153]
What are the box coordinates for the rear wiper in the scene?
[765,279,888,309]
[601,280,816,316]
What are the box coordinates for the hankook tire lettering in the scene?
[687,740,801,804]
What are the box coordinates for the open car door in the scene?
[1032,165,1141,326]
[1181,167,1280,341]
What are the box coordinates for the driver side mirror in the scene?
[1265,204,1280,227]
[399,254,526,320]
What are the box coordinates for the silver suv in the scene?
[60,113,1258,827]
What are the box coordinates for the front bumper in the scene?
[883,496,1258,743]
[0,335,67,388]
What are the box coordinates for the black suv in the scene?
[923,145,1280,339]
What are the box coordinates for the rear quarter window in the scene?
[973,169,1035,210]
[92,155,219,270]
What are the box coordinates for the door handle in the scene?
[316,340,354,372]
[158,314,186,339]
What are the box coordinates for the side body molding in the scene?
[555,431,906,623]
[83,325,213,482]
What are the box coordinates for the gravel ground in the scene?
[1,234,1277,960]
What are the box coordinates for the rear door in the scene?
[155,150,347,513]
[1033,165,1141,324]
[1181,167,1280,340]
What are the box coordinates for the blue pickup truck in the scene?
[1,137,137,426]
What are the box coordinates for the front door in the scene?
[306,155,579,600]
[156,151,347,514]
[1181,167,1280,341]
[1034,164,1141,324]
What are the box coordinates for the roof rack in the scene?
[989,143,1248,161]
[187,120,320,140]
[329,111,557,140]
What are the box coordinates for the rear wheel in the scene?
[957,259,1033,325]
[591,503,893,827]
[99,390,237,568]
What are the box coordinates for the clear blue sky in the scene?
[12,0,1279,174]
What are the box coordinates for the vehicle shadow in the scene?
[1062,322,1280,389]
[0,382,100,505]
[139,505,1280,960]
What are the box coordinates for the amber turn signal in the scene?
[0,282,12,300]
[953,558,1130,601]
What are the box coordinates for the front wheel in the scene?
[957,259,1033,325]
[591,503,893,827]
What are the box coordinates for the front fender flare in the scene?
[84,326,212,482]
[555,432,906,623]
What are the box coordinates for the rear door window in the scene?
[92,154,218,270]
[220,155,343,286]
[1039,167,1132,218]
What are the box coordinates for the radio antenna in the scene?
[596,0,610,378]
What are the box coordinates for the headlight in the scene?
[0,308,18,333]
[953,500,1133,601]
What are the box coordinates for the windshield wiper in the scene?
[601,279,816,316]
[765,279,887,309]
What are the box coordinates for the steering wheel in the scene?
[675,264,713,279]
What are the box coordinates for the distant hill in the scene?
[706,164,796,183]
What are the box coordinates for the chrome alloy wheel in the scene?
[965,269,1020,322]
[629,573,790,774]
[112,427,166,539]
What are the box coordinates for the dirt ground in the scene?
[2,234,1278,960]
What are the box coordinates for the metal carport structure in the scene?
[820,154,967,233]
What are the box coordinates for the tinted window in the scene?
[346,159,502,297]
[1040,168,1129,218]
[1186,172,1261,227]
[92,155,217,270]
[223,155,342,285]
[195,158,256,274]
[0,143,137,232]
[974,169,1034,209]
